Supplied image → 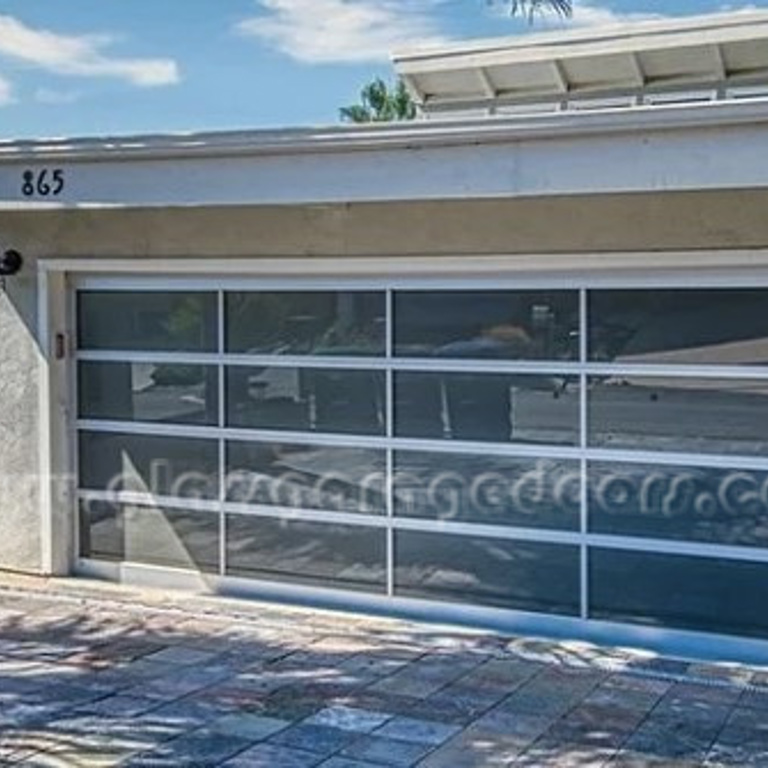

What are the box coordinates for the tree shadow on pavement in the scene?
[0,585,757,767]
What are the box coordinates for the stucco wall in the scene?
[0,258,40,573]
[1,188,768,575]
[2,189,768,259]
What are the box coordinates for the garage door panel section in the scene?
[394,531,581,615]
[226,440,386,515]
[78,431,220,500]
[226,515,387,593]
[590,548,768,639]
[78,291,218,352]
[78,361,219,426]
[394,371,579,444]
[79,500,124,562]
[588,376,768,455]
[588,461,768,548]
[394,290,579,361]
[394,451,580,531]
[79,500,220,573]
[226,290,386,356]
[588,288,768,366]
[74,282,768,644]
[226,366,386,435]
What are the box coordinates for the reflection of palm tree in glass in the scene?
[228,293,384,356]
[163,296,213,349]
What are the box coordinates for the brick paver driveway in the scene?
[0,577,767,766]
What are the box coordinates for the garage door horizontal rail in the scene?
[74,350,768,381]
[74,418,768,471]
[76,487,768,565]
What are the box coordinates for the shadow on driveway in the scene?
[0,580,764,766]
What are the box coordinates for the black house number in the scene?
[21,168,65,197]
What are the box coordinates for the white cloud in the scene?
[570,3,660,27]
[34,87,81,105]
[0,75,13,106]
[236,0,450,64]
[528,1,661,29]
[0,14,179,87]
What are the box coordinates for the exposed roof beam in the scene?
[476,67,497,99]
[393,12,768,74]
[393,13,768,112]
[401,74,426,105]
[711,44,727,80]
[629,53,647,88]
[551,60,570,94]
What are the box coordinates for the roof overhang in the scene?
[393,11,768,112]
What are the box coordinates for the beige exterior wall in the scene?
[1,188,768,575]
[2,189,768,260]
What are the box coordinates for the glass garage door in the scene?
[75,282,768,640]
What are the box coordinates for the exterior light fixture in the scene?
[0,249,23,291]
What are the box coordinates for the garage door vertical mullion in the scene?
[217,289,226,578]
[385,287,395,598]
[579,287,589,621]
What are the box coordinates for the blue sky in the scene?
[0,0,764,139]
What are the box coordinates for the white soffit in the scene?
[393,11,768,109]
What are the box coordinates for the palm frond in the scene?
[339,105,372,123]
[340,77,417,123]
[507,0,572,20]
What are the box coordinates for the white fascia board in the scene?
[1,100,768,208]
[392,10,768,68]
[395,27,768,75]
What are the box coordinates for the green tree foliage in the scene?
[340,78,417,123]
[340,0,573,123]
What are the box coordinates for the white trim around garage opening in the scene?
[35,249,768,282]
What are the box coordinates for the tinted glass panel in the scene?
[394,453,579,530]
[79,501,218,572]
[589,289,768,365]
[78,292,217,352]
[79,500,123,561]
[79,362,218,426]
[78,431,219,499]
[590,548,768,638]
[227,441,385,514]
[227,367,385,435]
[394,290,579,360]
[589,462,768,546]
[226,516,386,592]
[226,291,385,355]
[589,377,768,455]
[124,505,219,572]
[395,531,580,614]
[395,372,578,444]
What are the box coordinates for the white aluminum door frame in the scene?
[37,250,768,664]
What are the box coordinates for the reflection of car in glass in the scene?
[403,332,574,443]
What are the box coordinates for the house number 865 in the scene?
[21,169,64,197]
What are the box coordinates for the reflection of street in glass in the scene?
[590,377,768,455]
